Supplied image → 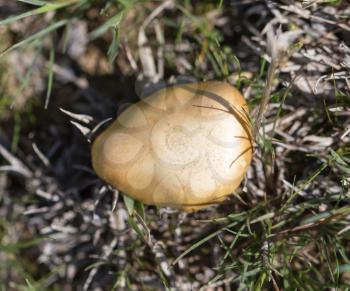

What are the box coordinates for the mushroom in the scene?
[91,81,252,211]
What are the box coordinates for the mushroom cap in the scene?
[91,81,253,211]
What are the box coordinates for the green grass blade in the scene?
[0,19,68,57]
[89,11,124,40]
[127,216,146,242]
[172,220,238,266]
[0,2,75,26]
[16,0,47,6]
[0,237,49,252]
[108,29,120,65]
[44,46,55,109]
[25,279,37,291]
[123,194,135,216]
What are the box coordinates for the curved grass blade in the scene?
[44,46,55,109]
[89,11,124,41]
[0,19,68,57]
[108,28,120,64]
[172,220,239,266]
[16,0,47,6]
[0,1,78,26]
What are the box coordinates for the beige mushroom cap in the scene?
[92,81,253,211]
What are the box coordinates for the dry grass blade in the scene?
[0,142,32,178]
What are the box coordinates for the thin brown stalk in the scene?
[253,58,279,138]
